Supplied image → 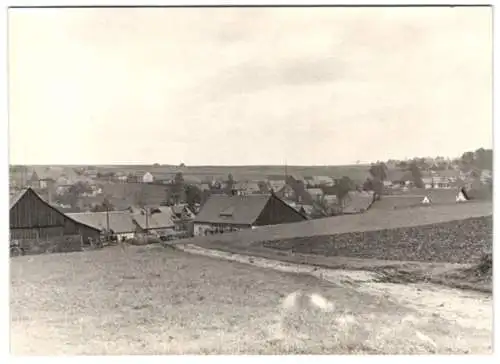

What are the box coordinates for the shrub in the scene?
[477,251,492,275]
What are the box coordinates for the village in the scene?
[7,5,493,355]
[8,149,493,253]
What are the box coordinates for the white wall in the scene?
[142,173,154,183]
[194,224,212,236]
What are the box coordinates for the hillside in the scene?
[189,202,492,247]
[10,245,492,354]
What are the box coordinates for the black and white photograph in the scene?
[5,2,494,356]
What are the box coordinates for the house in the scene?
[142,172,154,184]
[131,206,175,236]
[306,188,324,202]
[268,180,287,193]
[388,170,415,188]
[342,191,375,214]
[233,181,261,195]
[193,193,308,236]
[28,171,40,189]
[67,211,137,241]
[275,184,296,200]
[39,177,55,189]
[312,176,335,187]
[9,187,100,242]
[170,204,196,234]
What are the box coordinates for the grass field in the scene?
[53,164,372,183]
[10,245,492,355]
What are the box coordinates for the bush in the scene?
[477,252,492,275]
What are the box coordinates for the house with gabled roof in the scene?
[193,193,308,236]
[67,211,137,241]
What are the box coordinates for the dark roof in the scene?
[387,169,410,182]
[195,194,302,225]
[67,211,137,233]
[30,171,39,181]
[343,191,375,214]
[132,207,175,230]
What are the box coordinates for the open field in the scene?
[10,245,492,355]
[25,164,372,183]
[188,202,492,247]
[185,203,492,292]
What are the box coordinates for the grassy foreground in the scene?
[10,245,492,355]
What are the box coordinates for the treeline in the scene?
[386,148,492,173]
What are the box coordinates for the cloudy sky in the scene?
[8,6,492,165]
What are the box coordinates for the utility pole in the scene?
[105,198,110,240]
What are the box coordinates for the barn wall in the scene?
[10,226,65,240]
[10,189,101,242]
[255,196,307,226]
[10,189,65,229]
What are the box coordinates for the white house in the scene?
[142,172,154,184]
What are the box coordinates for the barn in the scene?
[193,193,308,236]
[10,187,101,242]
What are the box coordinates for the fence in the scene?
[12,235,83,256]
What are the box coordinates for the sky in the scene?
[8,6,492,166]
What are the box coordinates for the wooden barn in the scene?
[193,192,308,236]
[9,187,101,242]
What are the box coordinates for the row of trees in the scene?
[388,148,492,173]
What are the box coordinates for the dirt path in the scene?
[174,243,492,354]
[10,245,492,354]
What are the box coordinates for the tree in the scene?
[362,178,373,191]
[369,163,388,181]
[335,176,355,207]
[171,172,185,204]
[184,184,202,210]
[91,198,114,212]
[58,181,91,209]
[409,161,424,188]
[474,148,493,170]
[225,173,235,195]
[363,178,383,195]
[396,161,408,169]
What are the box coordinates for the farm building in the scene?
[193,193,308,236]
[9,187,100,242]
[142,172,154,183]
[67,211,137,241]
[170,204,196,233]
[131,207,175,236]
